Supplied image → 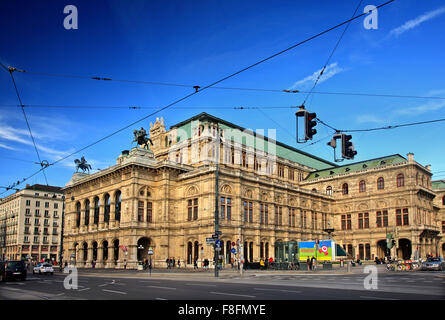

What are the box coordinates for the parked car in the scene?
[421,257,445,271]
[33,263,54,275]
[0,260,27,282]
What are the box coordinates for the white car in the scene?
[33,263,54,275]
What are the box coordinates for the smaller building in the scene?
[0,184,64,262]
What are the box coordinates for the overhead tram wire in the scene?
[7,67,49,186]
[0,0,395,193]
[302,0,363,106]
[0,104,301,110]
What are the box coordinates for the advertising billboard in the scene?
[298,240,336,261]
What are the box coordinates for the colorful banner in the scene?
[298,240,336,261]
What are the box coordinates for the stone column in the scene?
[110,201,116,228]
[127,244,138,269]
[98,203,105,230]
[85,246,93,268]
[96,244,104,268]
[105,245,114,268]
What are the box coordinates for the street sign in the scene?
[147,249,154,255]
[206,237,216,244]
[215,240,222,247]
[231,242,235,246]
[215,231,222,235]
[231,248,236,254]
[212,234,219,239]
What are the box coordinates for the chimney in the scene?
[407,153,414,162]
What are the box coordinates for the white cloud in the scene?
[288,62,344,90]
[393,100,445,116]
[355,114,388,125]
[389,6,445,37]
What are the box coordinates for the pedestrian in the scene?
[166,257,169,269]
[231,257,234,269]
[178,258,181,268]
[307,257,311,271]
[194,258,198,270]
[311,256,316,271]
[91,260,95,268]
[172,258,175,268]
[123,259,127,270]
[260,258,265,270]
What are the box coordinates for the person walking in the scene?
[194,258,198,270]
[166,258,169,269]
[307,257,311,271]
[177,258,181,268]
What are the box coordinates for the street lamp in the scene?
[58,195,65,272]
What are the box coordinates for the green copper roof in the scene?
[170,112,335,170]
[432,180,445,190]
[305,154,407,180]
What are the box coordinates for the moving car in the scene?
[33,263,54,275]
[0,260,27,282]
[421,257,445,271]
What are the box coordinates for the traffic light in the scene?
[305,112,317,140]
[341,134,357,159]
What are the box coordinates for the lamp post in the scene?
[58,195,65,272]
[214,123,220,278]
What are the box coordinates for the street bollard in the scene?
[347,261,351,273]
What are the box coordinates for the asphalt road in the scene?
[1,267,444,300]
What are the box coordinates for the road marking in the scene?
[102,289,127,295]
[186,283,217,287]
[360,296,399,300]
[78,287,90,292]
[156,298,168,300]
[139,280,161,284]
[98,283,108,287]
[254,288,301,294]
[148,285,176,290]
[210,291,255,298]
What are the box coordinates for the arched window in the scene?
[359,180,366,193]
[396,174,404,187]
[326,186,333,196]
[75,202,81,227]
[342,183,348,195]
[84,199,90,226]
[93,197,100,224]
[377,177,384,190]
[442,196,445,206]
[312,188,317,193]
[104,194,110,223]
[115,191,121,222]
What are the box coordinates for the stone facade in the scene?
[61,113,443,269]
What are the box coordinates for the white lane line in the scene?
[98,283,108,287]
[360,296,399,300]
[210,291,255,298]
[139,280,161,283]
[254,288,301,294]
[186,283,217,287]
[102,289,127,295]
[78,287,90,292]
[156,298,168,300]
[148,285,176,290]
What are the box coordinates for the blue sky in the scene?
[1,0,445,196]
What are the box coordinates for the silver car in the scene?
[421,257,445,271]
[33,263,54,275]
